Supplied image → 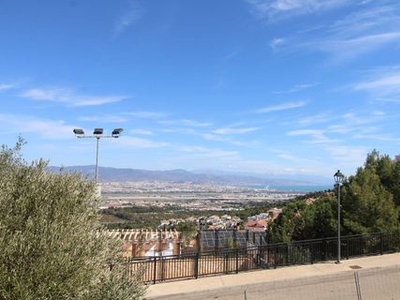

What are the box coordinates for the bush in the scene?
[0,139,146,300]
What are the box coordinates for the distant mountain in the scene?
[48,165,331,187]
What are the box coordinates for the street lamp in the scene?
[73,128,123,182]
[334,169,345,264]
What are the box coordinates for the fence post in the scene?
[194,252,199,279]
[161,257,165,282]
[215,230,219,252]
[235,248,239,274]
[286,244,289,266]
[310,243,314,265]
[380,232,384,255]
[225,252,229,274]
[153,257,157,284]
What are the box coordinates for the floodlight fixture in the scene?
[93,128,104,135]
[112,128,123,137]
[73,127,124,183]
[73,128,85,137]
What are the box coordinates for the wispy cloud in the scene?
[179,145,239,157]
[272,83,318,94]
[221,47,242,61]
[321,4,400,61]
[269,37,286,51]
[131,128,154,135]
[0,114,72,138]
[78,115,128,123]
[159,119,212,127]
[316,32,400,62]
[328,4,400,36]
[325,144,368,167]
[0,83,15,92]
[354,73,400,97]
[287,128,325,139]
[19,87,127,107]
[261,2,400,62]
[255,101,306,113]
[212,126,260,135]
[353,133,400,142]
[113,1,143,37]
[246,0,350,21]
[120,136,167,148]
[125,110,167,119]
[352,68,400,102]
[297,112,332,125]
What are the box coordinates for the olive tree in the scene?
[0,139,146,300]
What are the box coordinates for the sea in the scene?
[254,185,333,193]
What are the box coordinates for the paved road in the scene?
[146,253,400,300]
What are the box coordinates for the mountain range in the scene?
[48,165,332,187]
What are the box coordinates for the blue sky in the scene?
[1,0,400,179]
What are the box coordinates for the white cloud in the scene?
[159,119,212,127]
[328,4,400,36]
[246,0,350,20]
[354,73,400,93]
[272,83,319,94]
[78,115,128,123]
[297,112,332,125]
[113,1,143,37]
[212,126,260,135]
[352,69,400,102]
[320,4,400,61]
[126,110,167,119]
[287,128,325,138]
[317,32,400,62]
[120,136,167,148]
[0,83,15,92]
[179,145,239,159]
[353,133,400,142]
[19,87,127,107]
[0,114,72,139]
[255,2,400,62]
[269,37,286,51]
[256,101,306,113]
[131,129,154,135]
[325,144,367,168]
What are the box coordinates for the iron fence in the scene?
[126,230,400,284]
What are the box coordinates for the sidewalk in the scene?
[146,252,400,299]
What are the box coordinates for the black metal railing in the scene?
[126,230,400,284]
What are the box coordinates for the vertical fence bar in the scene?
[235,248,239,274]
[194,252,199,279]
[152,257,157,284]
[310,243,314,265]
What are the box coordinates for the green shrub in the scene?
[0,139,146,300]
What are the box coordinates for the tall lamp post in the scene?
[73,128,123,182]
[334,169,345,264]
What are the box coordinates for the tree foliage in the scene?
[269,196,336,243]
[270,149,400,242]
[342,150,399,234]
[0,139,146,300]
